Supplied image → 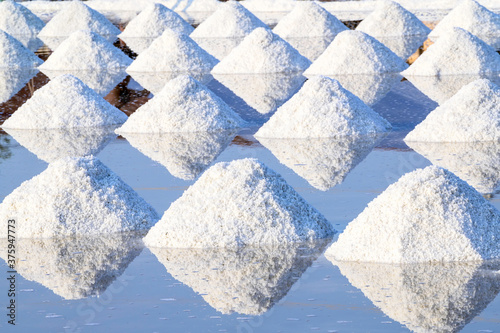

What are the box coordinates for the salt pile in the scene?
[211,28,311,74]
[116,75,243,133]
[304,30,408,76]
[326,165,500,263]
[0,30,42,69]
[255,76,392,138]
[0,68,38,103]
[144,158,334,248]
[405,79,500,142]
[2,74,128,129]
[119,3,194,54]
[37,0,120,50]
[126,30,218,73]
[38,30,132,72]
[0,0,45,51]
[402,27,500,76]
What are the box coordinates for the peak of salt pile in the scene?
[39,30,132,72]
[403,27,500,76]
[2,74,127,129]
[0,0,44,50]
[405,79,500,142]
[255,76,392,138]
[211,28,311,74]
[37,0,120,50]
[0,156,159,238]
[0,30,42,69]
[144,158,335,248]
[116,75,243,133]
[304,30,408,76]
[127,30,218,73]
[327,165,500,263]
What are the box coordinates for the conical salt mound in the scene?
[327,165,500,263]
[39,30,132,71]
[0,156,159,238]
[127,29,218,73]
[211,28,311,74]
[37,0,120,50]
[405,79,500,142]
[403,27,500,76]
[304,30,408,75]
[2,74,128,129]
[0,29,42,69]
[143,158,335,248]
[0,0,44,50]
[115,75,243,133]
[273,1,347,38]
[119,3,194,53]
[190,1,267,38]
[255,76,392,138]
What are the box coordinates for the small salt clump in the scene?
[0,29,42,69]
[304,30,408,76]
[211,27,311,74]
[255,76,392,138]
[402,27,500,76]
[37,0,120,50]
[0,0,45,51]
[116,75,243,133]
[405,79,500,142]
[144,158,335,248]
[2,74,127,129]
[0,156,159,238]
[326,165,500,263]
[127,29,218,73]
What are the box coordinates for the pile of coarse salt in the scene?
[255,76,392,138]
[0,156,159,238]
[211,27,311,74]
[126,29,218,73]
[0,0,44,50]
[304,30,408,76]
[0,29,42,68]
[326,165,500,263]
[39,30,132,71]
[405,79,500,142]
[402,27,500,76]
[116,75,243,133]
[2,74,127,129]
[143,158,335,248]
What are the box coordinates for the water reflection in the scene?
[279,36,334,61]
[0,131,12,163]
[148,240,329,315]
[0,68,39,104]
[8,34,43,52]
[127,71,213,94]
[40,34,118,52]
[376,35,429,61]
[330,260,500,333]
[191,37,245,60]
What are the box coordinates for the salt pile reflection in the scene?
[0,68,38,104]
[127,71,213,94]
[191,37,245,60]
[376,35,429,61]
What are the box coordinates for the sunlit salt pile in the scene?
[327,166,500,263]
[405,79,500,142]
[116,75,243,133]
[119,3,194,54]
[144,158,334,248]
[0,29,42,68]
[255,76,392,138]
[0,0,44,50]
[211,27,311,74]
[0,156,159,238]
[304,30,408,76]
[1,74,127,129]
[127,29,218,73]
[403,27,500,76]
[37,0,120,50]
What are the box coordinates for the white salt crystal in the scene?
[116,75,243,133]
[211,27,311,74]
[2,74,128,129]
[126,29,218,73]
[0,156,159,238]
[37,0,120,50]
[0,68,38,103]
[127,71,211,95]
[0,0,45,50]
[143,158,335,248]
[405,79,500,142]
[0,29,42,69]
[402,27,500,76]
[327,165,500,263]
[255,76,392,138]
[304,30,408,76]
